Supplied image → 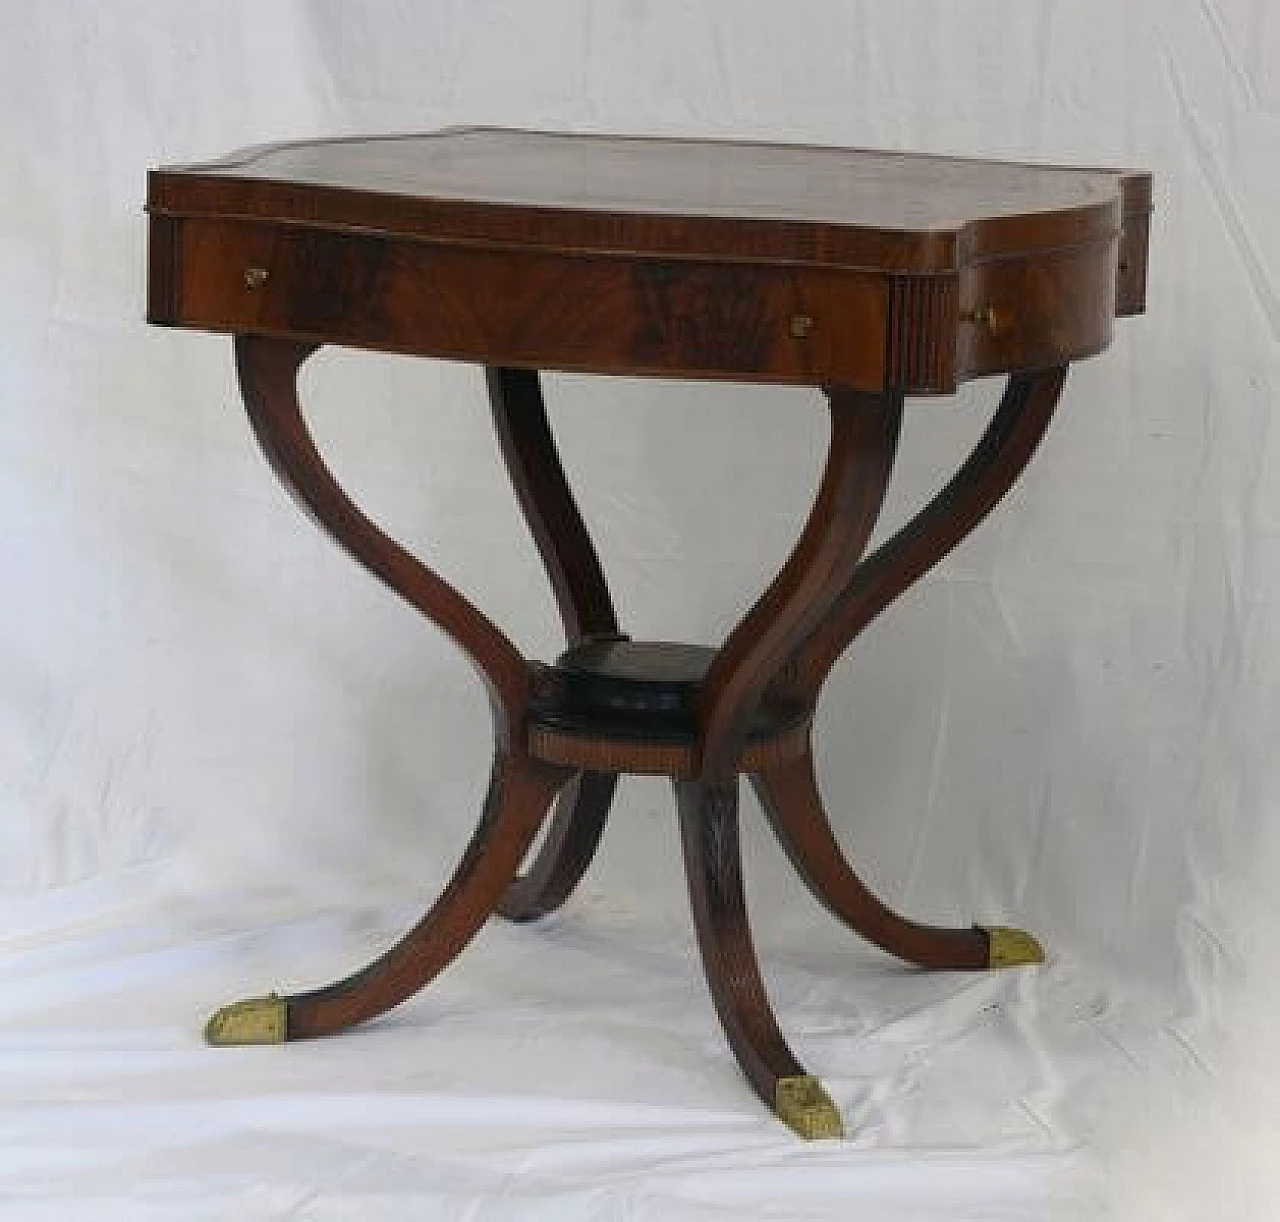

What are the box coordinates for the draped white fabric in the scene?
[2,2,1276,1217]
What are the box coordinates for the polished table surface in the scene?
[147,128,1150,1139]
[149,126,1150,392]
[153,126,1139,244]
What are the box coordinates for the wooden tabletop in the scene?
[151,126,1149,271]
[147,128,1150,392]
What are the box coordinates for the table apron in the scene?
[149,217,1121,393]
[150,217,889,388]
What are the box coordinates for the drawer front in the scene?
[957,239,1118,380]
[157,218,889,388]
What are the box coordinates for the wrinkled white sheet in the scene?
[2,1,1277,1218]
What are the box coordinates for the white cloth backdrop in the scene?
[1,1,1277,1218]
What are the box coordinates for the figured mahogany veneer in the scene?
[147,128,1149,1140]
[149,127,1149,393]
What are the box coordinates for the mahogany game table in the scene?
[146,128,1150,1139]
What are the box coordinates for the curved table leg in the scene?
[207,338,564,1041]
[488,366,621,920]
[235,338,532,737]
[673,388,899,1136]
[697,387,904,776]
[761,370,1068,969]
[676,777,843,1139]
[498,770,617,922]
[778,370,1069,705]
[206,751,573,1042]
[750,751,1039,970]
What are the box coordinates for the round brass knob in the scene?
[244,267,270,290]
[960,305,1010,335]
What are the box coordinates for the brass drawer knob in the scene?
[244,266,270,290]
[789,314,813,339]
[960,304,1010,335]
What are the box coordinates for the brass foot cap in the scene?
[980,926,1046,969]
[204,993,288,1045]
[775,1075,845,1140]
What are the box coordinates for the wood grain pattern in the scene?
[148,128,1150,393]
[735,370,1068,978]
[158,133,1147,1131]
[957,243,1115,380]
[751,750,989,969]
[496,771,617,922]
[487,366,619,921]
[487,367,618,642]
[149,127,1146,272]
[235,335,582,1035]
[775,369,1068,708]
[697,389,902,777]
[234,336,532,742]
[286,751,571,1039]
[163,218,887,388]
[675,777,808,1113]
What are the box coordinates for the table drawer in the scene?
[151,218,888,388]
[956,238,1117,380]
